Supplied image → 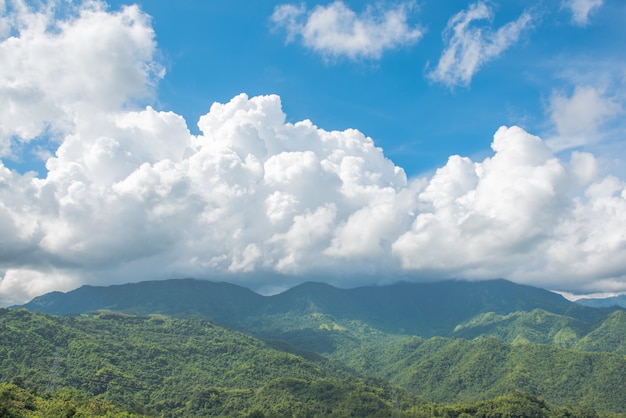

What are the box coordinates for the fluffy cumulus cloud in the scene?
[428,1,532,87]
[0,0,161,158]
[271,1,422,60]
[562,0,604,25]
[2,0,626,305]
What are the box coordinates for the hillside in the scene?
[331,335,626,411]
[10,278,626,414]
[0,308,408,417]
[3,308,626,416]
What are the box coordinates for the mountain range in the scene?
[6,278,626,416]
[16,278,616,337]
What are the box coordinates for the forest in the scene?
[3,278,626,417]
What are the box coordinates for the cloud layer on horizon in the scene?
[1,0,626,305]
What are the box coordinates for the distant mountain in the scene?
[18,278,265,325]
[8,279,626,414]
[17,278,618,338]
[576,294,626,308]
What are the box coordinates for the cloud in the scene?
[562,0,604,25]
[1,0,626,305]
[428,1,532,87]
[0,0,162,158]
[271,1,422,60]
[3,89,626,304]
[546,85,622,151]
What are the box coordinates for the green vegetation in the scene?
[3,380,623,417]
[6,278,626,416]
[409,391,622,418]
[0,381,144,417]
[0,308,411,417]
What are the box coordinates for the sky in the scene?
[0,0,625,305]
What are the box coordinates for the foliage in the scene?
[0,381,144,417]
[7,277,626,416]
[408,391,624,418]
[573,310,626,354]
[451,309,587,348]
[0,308,410,417]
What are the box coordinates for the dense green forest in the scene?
[2,380,621,418]
[1,308,392,416]
[6,278,626,416]
[2,307,626,416]
[3,380,623,418]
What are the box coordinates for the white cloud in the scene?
[271,1,422,60]
[1,0,626,305]
[0,268,80,307]
[562,0,604,25]
[392,127,626,293]
[428,1,532,87]
[3,87,626,303]
[547,85,621,151]
[0,0,162,158]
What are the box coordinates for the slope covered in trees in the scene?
[8,278,626,415]
[0,308,406,417]
[3,306,626,415]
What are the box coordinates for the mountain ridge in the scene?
[16,277,619,338]
[576,294,626,309]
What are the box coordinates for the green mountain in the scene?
[448,308,626,355]
[3,308,626,416]
[17,278,265,321]
[333,334,626,412]
[9,278,626,415]
[573,310,626,354]
[0,308,410,417]
[451,309,587,348]
[18,278,616,337]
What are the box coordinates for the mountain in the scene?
[573,310,626,354]
[357,335,626,412]
[3,308,626,415]
[18,278,265,321]
[451,309,587,348]
[17,278,617,338]
[8,279,626,414]
[0,308,408,417]
[577,294,626,309]
[267,279,608,336]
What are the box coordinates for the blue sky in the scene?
[1,0,626,304]
[95,0,624,177]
